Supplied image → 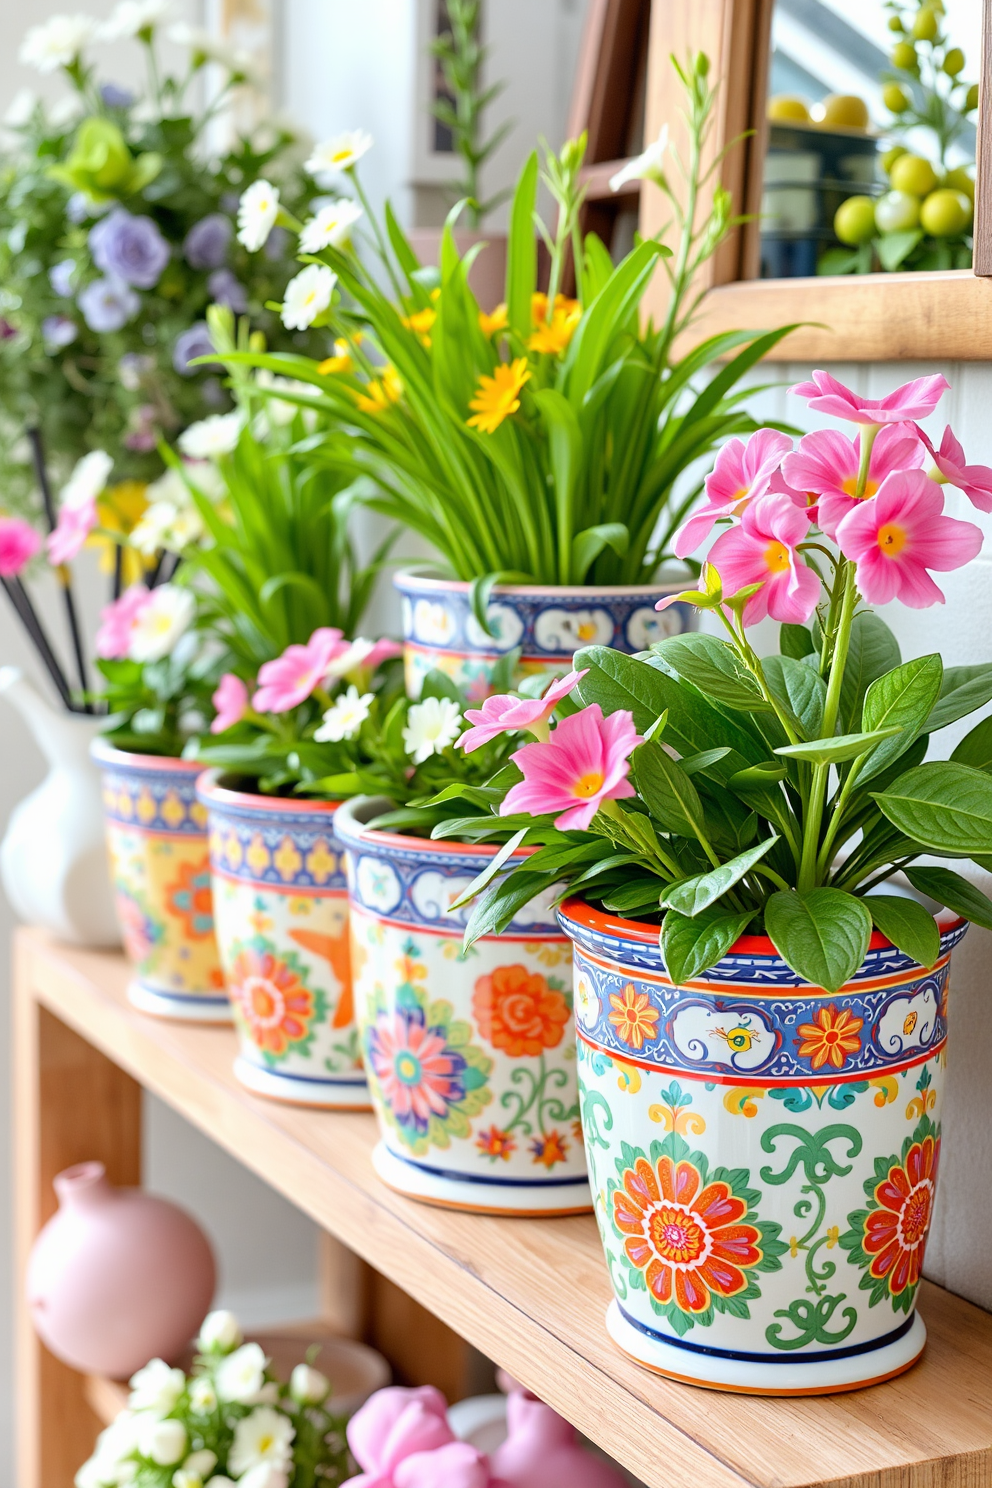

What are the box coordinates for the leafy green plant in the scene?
[218,53,793,593]
[429,0,513,225]
[417,372,992,991]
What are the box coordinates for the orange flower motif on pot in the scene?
[530,1130,568,1169]
[612,1149,765,1318]
[608,983,659,1050]
[476,1126,516,1161]
[472,964,570,1056]
[227,944,319,1060]
[165,857,215,940]
[841,1120,940,1314]
[795,1003,863,1070]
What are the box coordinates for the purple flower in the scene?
[78,277,140,333]
[207,268,248,312]
[100,83,134,108]
[89,208,170,289]
[0,319,16,341]
[183,213,232,270]
[42,314,78,349]
[49,259,76,297]
[173,321,216,375]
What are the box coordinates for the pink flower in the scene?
[790,370,950,426]
[47,498,97,565]
[673,429,793,558]
[394,1443,493,1488]
[361,638,404,670]
[324,636,403,679]
[501,704,641,831]
[95,584,152,659]
[836,469,983,608]
[345,1387,454,1488]
[0,516,41,576]
[211,673,249,732]
[707,494,820,625]
[252,627,346,712]
[918,425,992,514]
[458,668,588,753]
[782,422,924,539]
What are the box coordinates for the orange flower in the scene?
[528,296,582,356]
[466,357,530,434]
[608,983,659,1050]
[165,858,214,940]
[473,964,570,1056]
[795,1004,864,1070]
[476,1125,516,1161]
[401,306,436,346]
[531,1130,568,1168]
[228,948,315,1057]
[354,364,402,414]
[863,1133,939,1296]
[478,302,508,336]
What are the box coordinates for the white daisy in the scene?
[228,1406,294,1476]
[130,499,204,556]
[281,264,336,331]
[196,1309,242,1352]
[323,637,375,678]
[20,14,98,73]
[98,0,169,41]
[188,1376,218,1414]
[304,130,373,184]
[178,412,243,460]
[402,696,463,763]
[128,583,195,662]
[314,685,373,742]
[60,449,113,511]
[215,1341,268,1404]
[298,198,363,254]
[127,1358,184,1416]
[136,1416,186,1466]
[237,179,280,252]
[237,1464,290,1488]
[254,370,318,428]
[610,125,669,191]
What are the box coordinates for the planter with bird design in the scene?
[197,772,369,1109]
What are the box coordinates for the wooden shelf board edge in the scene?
[20,931,992,1488]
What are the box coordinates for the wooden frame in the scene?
[639,0,992,359]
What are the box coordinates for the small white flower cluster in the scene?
[179,411,245,461]
[99,0,170,42]
[20,14,98,73]
[130,464,225,557]
[75,1311,331,1488]
[298,198,362,255]
[402,696,464,763]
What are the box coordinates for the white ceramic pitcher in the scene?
[0,666,119,946]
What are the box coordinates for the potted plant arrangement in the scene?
[222,55,792,701]
[430,370,992,1392]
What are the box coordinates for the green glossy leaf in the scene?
[652,633,770,712]
[872,762,992,855]
[775,727,901,765]
[506,151,538,336]
[839,612,901,733]
[600,880,667,914]
[780,624,815,660]
[661,906,756,983]
[447,828,528,910]
[905,865,992,933]
[661,837,779,916]
[679,747,732,777]
[866,894,940,967]
[632,741,704,838]
[951,715,992,772]
[764,888,872,991]
[926,664,992,732]
[857,654,942,784]
[762,655,825,738]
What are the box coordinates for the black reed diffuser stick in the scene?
[27,425,93,712]
[0,578,74,708]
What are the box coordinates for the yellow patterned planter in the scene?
[91,741,228,1022]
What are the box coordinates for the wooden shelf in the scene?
[16,928,992,1488]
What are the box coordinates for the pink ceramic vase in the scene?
[491,1391,628,1488]
[27,1161,216,1378]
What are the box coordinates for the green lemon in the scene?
[912,7,938,40]
[834,195,878,245]
[891,40,918,69]
[920,187,973,236]
[943,166,975,201]
[966,83,980,110]
[890,153,939,195]
[883,83,911,112]
[813,93,870,129]
[881,145,909,175]
[943,46,965,75]
[888,12,905,28]
[767,95,811,123]
[874,189,921,233]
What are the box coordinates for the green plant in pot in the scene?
[422,369,992,1392]
[218,53,794,701]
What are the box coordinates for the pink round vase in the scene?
[492,1391,627,1488]
[27,1161,216,1378]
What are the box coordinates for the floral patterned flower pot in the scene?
[560,898,967,1395]
[91,741,228,1022]
[198,773,370,1110]
[335,797,591,1215]
[394,570,697,700]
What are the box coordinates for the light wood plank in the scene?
[17,928,992,1488]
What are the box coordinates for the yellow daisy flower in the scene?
[89,480,150,584]
[466,357,531,434]
[478,302,508,337]
[401,305,436,346]
[318,337,356,375]
[354,364,402,414]
[528,292,582,356]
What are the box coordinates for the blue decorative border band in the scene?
[616,1302,915,1363]
[384,1147,591,1189]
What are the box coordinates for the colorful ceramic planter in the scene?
[561,898,967,1395]
[335,797,591,1215]
[394,570,697,699]
[198,773,369,1109]
[92,740,227,1021]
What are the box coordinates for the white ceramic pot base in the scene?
[605,1300,926,1395]
[234,1057,372,1110]
[127,981,233,1024]
[371,1141,592,1216]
